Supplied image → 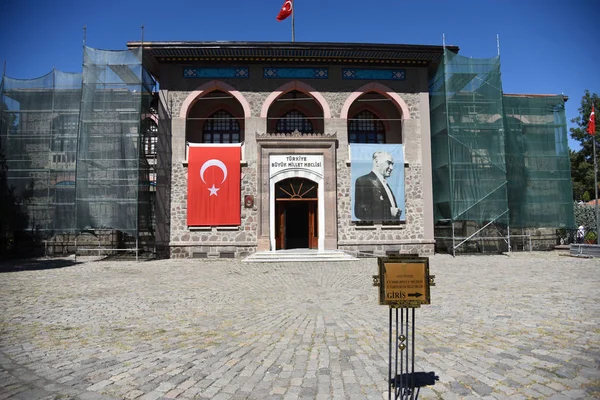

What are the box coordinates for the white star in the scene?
[208,185,220,196]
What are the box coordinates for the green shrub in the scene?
[574,201,598,231]
[584,231,598,243]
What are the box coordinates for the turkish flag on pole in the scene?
[276,0,293,21]
[588,105,596,136]
[187,144,241,226]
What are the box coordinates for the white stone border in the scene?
[269,169,325,252]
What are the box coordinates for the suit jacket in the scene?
[354,171,400,221]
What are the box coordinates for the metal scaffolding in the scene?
[429,49,574,255]
[0,46,157,258]
[0,70,82,242]
[75,46,156,258]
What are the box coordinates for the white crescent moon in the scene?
[200,159,228,184]
[285,0,292,10]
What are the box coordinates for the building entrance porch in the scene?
[258,137,337,253]
[275,178,318,250]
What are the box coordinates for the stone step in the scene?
[243,249,359,263]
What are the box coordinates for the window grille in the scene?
[203,110,240,143]
[348,110,385,143]
[276,109,313,134]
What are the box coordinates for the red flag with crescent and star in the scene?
[276,0,293,21]
[588,105,596,136]
[187,144,241,226]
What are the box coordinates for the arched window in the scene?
[203,110,240,143]
[348,110,385,143]
[276,109,313,134]
[275,178,318,199]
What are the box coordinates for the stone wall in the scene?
[168,162,259,259]
[337,163,432,256]
[161,63,435,258]
[45,230,125,256]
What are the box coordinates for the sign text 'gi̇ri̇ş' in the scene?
[376,256,433,307]
[269,155,323,178]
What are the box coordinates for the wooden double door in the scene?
[275,178,318,250]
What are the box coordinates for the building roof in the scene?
[126,41,459,79]
[504,93,569,102]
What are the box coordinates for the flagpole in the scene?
[291,1,295,42]
[595,135,599,244]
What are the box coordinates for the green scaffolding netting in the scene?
[503,95,574,228]
[0,70,82,236]
[0,46,157,241]
[429,48,574,234]
[76,46,156,235]
[430,49,509,226]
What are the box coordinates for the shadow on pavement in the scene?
[0,258,82,273]
[391,371,439,399]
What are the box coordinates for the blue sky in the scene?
[1,0,598,149]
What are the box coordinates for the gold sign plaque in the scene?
[378,256,431,307]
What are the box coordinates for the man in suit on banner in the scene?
[354,150,402,221]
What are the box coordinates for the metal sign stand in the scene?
[374,255,434,400]
[389,307,416,400]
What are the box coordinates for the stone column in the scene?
[325,118,344,250]
[419,92,434,241]
[328,118,347,160]
[244,117,263,164]
[171,117,187,162]
[244,117,263,250]
[402,118,421,165]
[252,117,271,251]
[169,116,187,250]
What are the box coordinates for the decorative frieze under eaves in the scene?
[256,130,337,139]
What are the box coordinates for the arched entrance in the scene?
[274,178,318,249]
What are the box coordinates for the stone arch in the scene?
[260,80,332,119]
[269,169,325,251]
[340,82,410,120]
[271,167,323,183]
[179,80,251,119]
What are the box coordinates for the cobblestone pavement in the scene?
[0,252,599,400]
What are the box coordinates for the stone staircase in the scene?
[243,249,360,263]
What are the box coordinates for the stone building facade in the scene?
[132,42,456,258]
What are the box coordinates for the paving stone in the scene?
[4,388,48,400]
[0,253,598,399]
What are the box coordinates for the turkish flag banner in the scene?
[187,144,241,226]
[277,0,293,21]
[588,105,596,136]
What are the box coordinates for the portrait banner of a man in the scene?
[350,144,405,222]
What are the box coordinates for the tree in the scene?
[570,90,599,200]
